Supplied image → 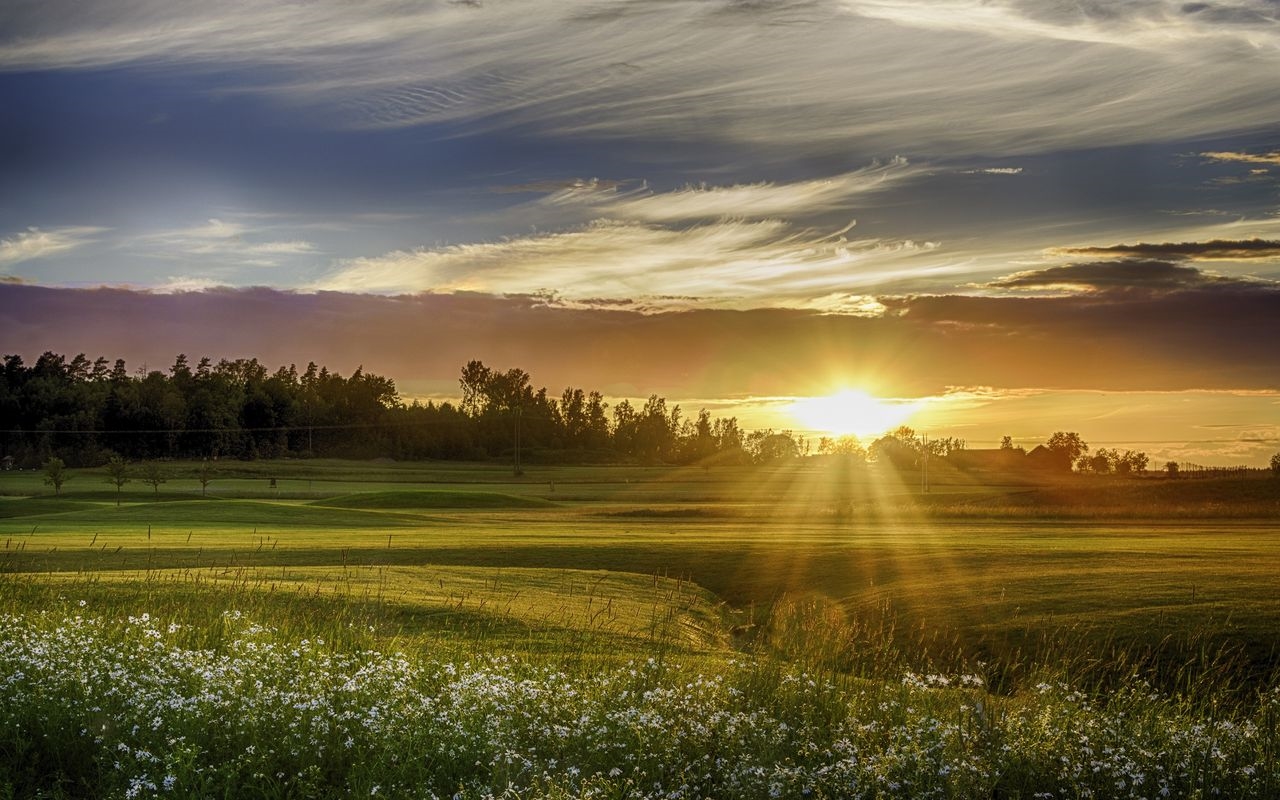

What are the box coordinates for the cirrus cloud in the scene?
[0,226,108,266]
[316,161,947,306]
[132,218,319,267]
[592,158,923,223]
[315,217,940,308]
[2,1,1279,158]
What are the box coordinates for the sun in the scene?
[787,388,918,439]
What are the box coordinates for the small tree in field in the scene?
[198,459,214,497]
[1166,460,1179,478]
[42,457,68,496]
[1271,452,1280,477]
[104,456,130,507]
[141,462,167,497]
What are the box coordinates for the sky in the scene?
[2,0,1279,465]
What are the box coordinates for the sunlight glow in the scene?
[788,389,919,439]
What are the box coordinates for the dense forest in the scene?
[1,352,828,468]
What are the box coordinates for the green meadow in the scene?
[4,459,1278,672]
[3,459,1280,798]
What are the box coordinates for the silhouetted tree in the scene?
[746,430,803,463]
[459,360,493,418]
[1089,449,1115,475]
[611,400,638,457]
[870,426,920,468]
[926,436,965,457]
[1115,450,1148,476]
[635,395,679,463]
[678,408,719,465]
[558,387,589,448]
[712,417,746,463]
[818,435,867,459]
[1045,431,1088,472]
[584,391,611,450]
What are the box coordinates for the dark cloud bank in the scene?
[985,259,1255,291]
[1055,238,1280,261]
[3,273,1279,398]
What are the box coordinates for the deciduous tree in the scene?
[141,462,167,497]
[1046,431,1088,472]
[198,459,214,497]
[42,457,68,496]
[104,455,130,507]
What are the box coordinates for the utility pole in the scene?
[921,433,930,494]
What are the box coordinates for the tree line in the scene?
[12,351,1234,476]
[1,352,812,468]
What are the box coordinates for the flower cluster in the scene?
[2,612,1277,799]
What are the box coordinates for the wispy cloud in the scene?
[845,0,1280,47]
[594,159,922,222]
[132,218,318,267]
[2,1,1278,156]
[1200,150,1280,166]
[316,217,939,307]
[0,226,107,266]
[495,179,628,195]
[313,160,945,306]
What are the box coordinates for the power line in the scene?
[784,429,1280,445]
[9,421,1278,447]
[0,409,575,437]
[1,421,425,436]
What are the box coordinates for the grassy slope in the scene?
[2,460,1279,682]
[313,489,556,510]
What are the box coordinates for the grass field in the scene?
[4,459,1277,675]
[2,459,1279,797]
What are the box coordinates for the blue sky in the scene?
[3,0,1280,463]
